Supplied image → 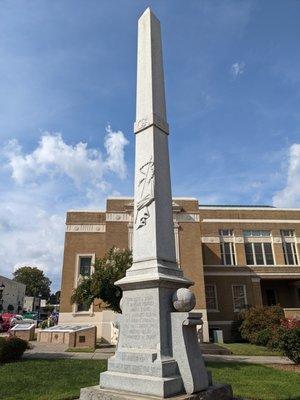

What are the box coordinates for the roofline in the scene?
[107,196,132,200]
[199,206,300,211]
[106,196,198,201]
[67,210,106,213]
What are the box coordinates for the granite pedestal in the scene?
[80,385,233,400]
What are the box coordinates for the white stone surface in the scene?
[173,288,196,312]
[171,312,209,394]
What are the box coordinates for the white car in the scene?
[10,315,36,327]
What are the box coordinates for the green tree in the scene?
[71,247,132,313]
[13,266,51,299]
[49,290,61,305]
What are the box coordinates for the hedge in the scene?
[279,327,300,364]
[0,336,28,363]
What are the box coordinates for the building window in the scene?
[220,242,236,266]
[243,230,270,237]
[265,288,278,306]
[244,239,274,265]
[219,229,236,266]
[79,335,86,343]
[281,230,298,265]
[219,229,234,237]
[205,285,218,311]
[79,257,92,277]
[232,285,247,312]
[77,302,90,312]
[281,229,295,237]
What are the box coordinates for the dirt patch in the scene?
[270,363,300,372]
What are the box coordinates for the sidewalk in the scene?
[203,354,293,365]
[24,342,293,364]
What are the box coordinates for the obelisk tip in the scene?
[139,7,159,22]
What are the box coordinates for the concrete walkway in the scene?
[24,342,293,364]
[203,354,293,365]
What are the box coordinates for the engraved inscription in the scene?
[120,294,158,349]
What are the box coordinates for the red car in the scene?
[0,313,16,332]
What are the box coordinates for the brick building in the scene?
[59,197,300,342]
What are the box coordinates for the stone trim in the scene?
[202,218,300,223]
[105,212,200,223]
[201,237,220,244]
[201,236,244,244]
[134,113,169,135]
[174,213,200,223]
[174,222,180,264]
[106,213,132,222]
[204,271,300,277]
[66,224,106,233]
[199,206,300,211]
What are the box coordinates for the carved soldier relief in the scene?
[135,156,155,229]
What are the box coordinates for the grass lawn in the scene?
[0,359,106,400]
[65,347,95,353]
[219,342,282,356]
[207,361,300,400]
[0,359,299,400]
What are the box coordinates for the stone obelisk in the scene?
[80,8,232,400]
[100,8,201,396]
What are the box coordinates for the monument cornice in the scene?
[134,113,169,135]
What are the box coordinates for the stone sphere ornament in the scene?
[172,288,196,312]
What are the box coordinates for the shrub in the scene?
[0,336,28,363]
[39,319,55,330]
[280,318,300,330]
[255,329,271,347]
[266,325,286,350]
[279,327,300,364]
[231,310,247,342]
[240,306,284,344]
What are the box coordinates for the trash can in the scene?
[213,329,224,343]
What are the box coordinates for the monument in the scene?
[80,8,232,400]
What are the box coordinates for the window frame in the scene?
[232,284,248,312]
[73,253,95,315]
[281,230,299,266]
[205,284,219,312]
[219,229,236,266]
[220,241,236,266]
[243,229,275,266]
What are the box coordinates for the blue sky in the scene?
[1,1,300,290]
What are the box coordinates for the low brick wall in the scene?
[37,325,96,348]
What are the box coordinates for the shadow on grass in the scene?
[206,361,300,400]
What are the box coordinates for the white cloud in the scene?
[231,62,245,77]
[272,144,300,207]
[104,125,129,179]
[4,127,128,187]
[0,127,129,290]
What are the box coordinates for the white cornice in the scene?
[199,206,300,211]
[202,219,300,223]
[204,271,300,277]
[66,224,106,233]
[67,210,105,213]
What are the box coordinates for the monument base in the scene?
[79,385,233,400]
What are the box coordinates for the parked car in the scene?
[23,311,38,320]
[10,314,35,327]
[0,313,15,332]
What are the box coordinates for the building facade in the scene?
[0,275,26,314]
[59,197,300,341]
